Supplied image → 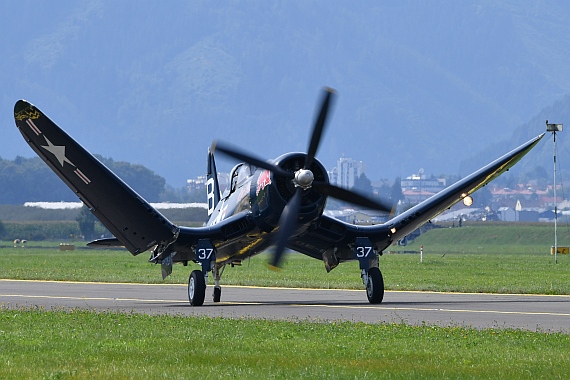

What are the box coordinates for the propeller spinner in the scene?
[212,88,392,268]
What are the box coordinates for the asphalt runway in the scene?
[1,279,569,333]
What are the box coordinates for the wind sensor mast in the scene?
[546,121,563,264]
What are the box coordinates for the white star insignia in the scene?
[41,136,75,167]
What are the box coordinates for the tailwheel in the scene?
[213,287,221,302]
[212,263,225,303]
[366,267,384,304]
[188,270,206,306]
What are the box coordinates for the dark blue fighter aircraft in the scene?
[14,88,544,306]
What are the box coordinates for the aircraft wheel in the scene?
[366,267,384,304]
[213,287,221,303]
[188,270,206,306]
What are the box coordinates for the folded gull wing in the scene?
[287,133,545,259]
[14,100,178,255]
[387,133,545,240]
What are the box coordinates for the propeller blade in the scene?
[313,181,393,213]
[212,141,294,178]
[305,88,335,169]
[268,188,302,269]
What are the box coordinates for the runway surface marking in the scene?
[2,292,569,318]
[0,294,187,303]
[2,278,570,298]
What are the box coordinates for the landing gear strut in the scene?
[188,263,225,305]
[354,237,384,304]
[188,239,217,306]
[212,263,225,303]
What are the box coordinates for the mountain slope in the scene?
[2,1,570,186]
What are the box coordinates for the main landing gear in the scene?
[188,270,206,306]
[188,237,385,305]
[364,266,384,304]
[188,239,224,306]
[354,237,384,304]
[188,265,225,306]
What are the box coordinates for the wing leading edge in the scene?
[288,133,545,259]
[14,100,178,255]
[388,133,545,240]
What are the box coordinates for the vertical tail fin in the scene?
[206,148,221,216]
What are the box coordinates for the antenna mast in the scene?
[546,121,563,264]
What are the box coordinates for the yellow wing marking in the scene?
[15,106,41,121]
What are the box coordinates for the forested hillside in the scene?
[0,156,166,204]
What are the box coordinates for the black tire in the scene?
[188,270,206,306]
[213,287,221,303]
[366,267,384,304]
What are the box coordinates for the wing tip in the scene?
[14,99,32,114]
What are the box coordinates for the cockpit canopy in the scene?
[224,163,254,197]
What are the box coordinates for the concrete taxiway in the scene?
[1,279,568,332]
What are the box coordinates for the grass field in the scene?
[0,227,568,295]
[1,224,569,379]
[1,308,569,379]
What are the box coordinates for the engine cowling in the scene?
[251,152,328,232]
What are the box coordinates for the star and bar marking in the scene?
[26,119,42,136]
[20,112,92,185]
[42,136,74,167]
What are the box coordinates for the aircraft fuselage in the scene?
[203,152,328,264]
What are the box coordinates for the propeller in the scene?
[269,188,302,269]
[305,87,334,169]
[212,141,294,179]
[212,87,393,269]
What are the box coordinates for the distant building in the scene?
[518,210,539,222]
[401,170,446,203]
[186,173,230,193]
[541,196,563,208]
[328,157,365,189]
[490,184,548,204]
[402,189,436,204]
[186,176,208,191]
[324,209,388,224]
[498,206,517,222]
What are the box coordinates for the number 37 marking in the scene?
[356,246,372,258]
[198,248,214,260]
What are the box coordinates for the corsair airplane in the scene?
[14,88,543,305]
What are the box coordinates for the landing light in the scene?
[390,227,397,234]
[462,195,473,207]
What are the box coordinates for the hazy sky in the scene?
[2,1,570,186]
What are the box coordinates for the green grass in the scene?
[0,242,568,295]
[2,225,569,379]
[406,223,570,254]
[1,307,569,380]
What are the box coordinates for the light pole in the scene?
[546,121,562,264]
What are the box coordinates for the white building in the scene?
[400,169,446,203]
[401,170,446,194]
[328,157,365,189]
[186,173,230,192]
[186,176,208,191]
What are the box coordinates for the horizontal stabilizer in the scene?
[87,238,124,248]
